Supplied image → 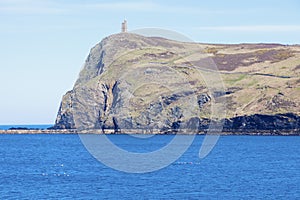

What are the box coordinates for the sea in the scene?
[0,125,299,199]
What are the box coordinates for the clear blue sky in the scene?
[0,0,299,124]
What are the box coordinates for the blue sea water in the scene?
[0,133,299,199]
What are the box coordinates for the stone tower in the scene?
[121,20,127,33]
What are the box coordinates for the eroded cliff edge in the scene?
[53,33,300,134]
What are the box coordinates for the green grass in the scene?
[225,74,247,85]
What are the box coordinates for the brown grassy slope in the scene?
[54,33,300,129]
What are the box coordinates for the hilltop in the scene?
[53,33,300,134]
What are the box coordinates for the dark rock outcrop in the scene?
[223,113,300,133]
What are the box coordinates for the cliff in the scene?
[53,33,300,134]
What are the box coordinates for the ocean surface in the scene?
[0,129,299,199]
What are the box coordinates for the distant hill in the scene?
[53,33,300,134]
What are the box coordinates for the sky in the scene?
[0,0,299,125]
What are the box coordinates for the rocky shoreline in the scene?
[0,129,77,134]
[2,113,299,135]
[2,113,298,135]
[0,128,298,135]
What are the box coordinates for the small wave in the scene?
[53,163,64,167]
[173,161,201,165]
[41,172,70,177]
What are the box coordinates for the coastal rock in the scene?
[54,33,300,133]
[223,113,300,132]
[53,91,75,129]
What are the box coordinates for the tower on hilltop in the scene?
[121,20,127,33]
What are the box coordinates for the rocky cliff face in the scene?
[54,33,300,133]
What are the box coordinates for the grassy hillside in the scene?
[54,33,300,132]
